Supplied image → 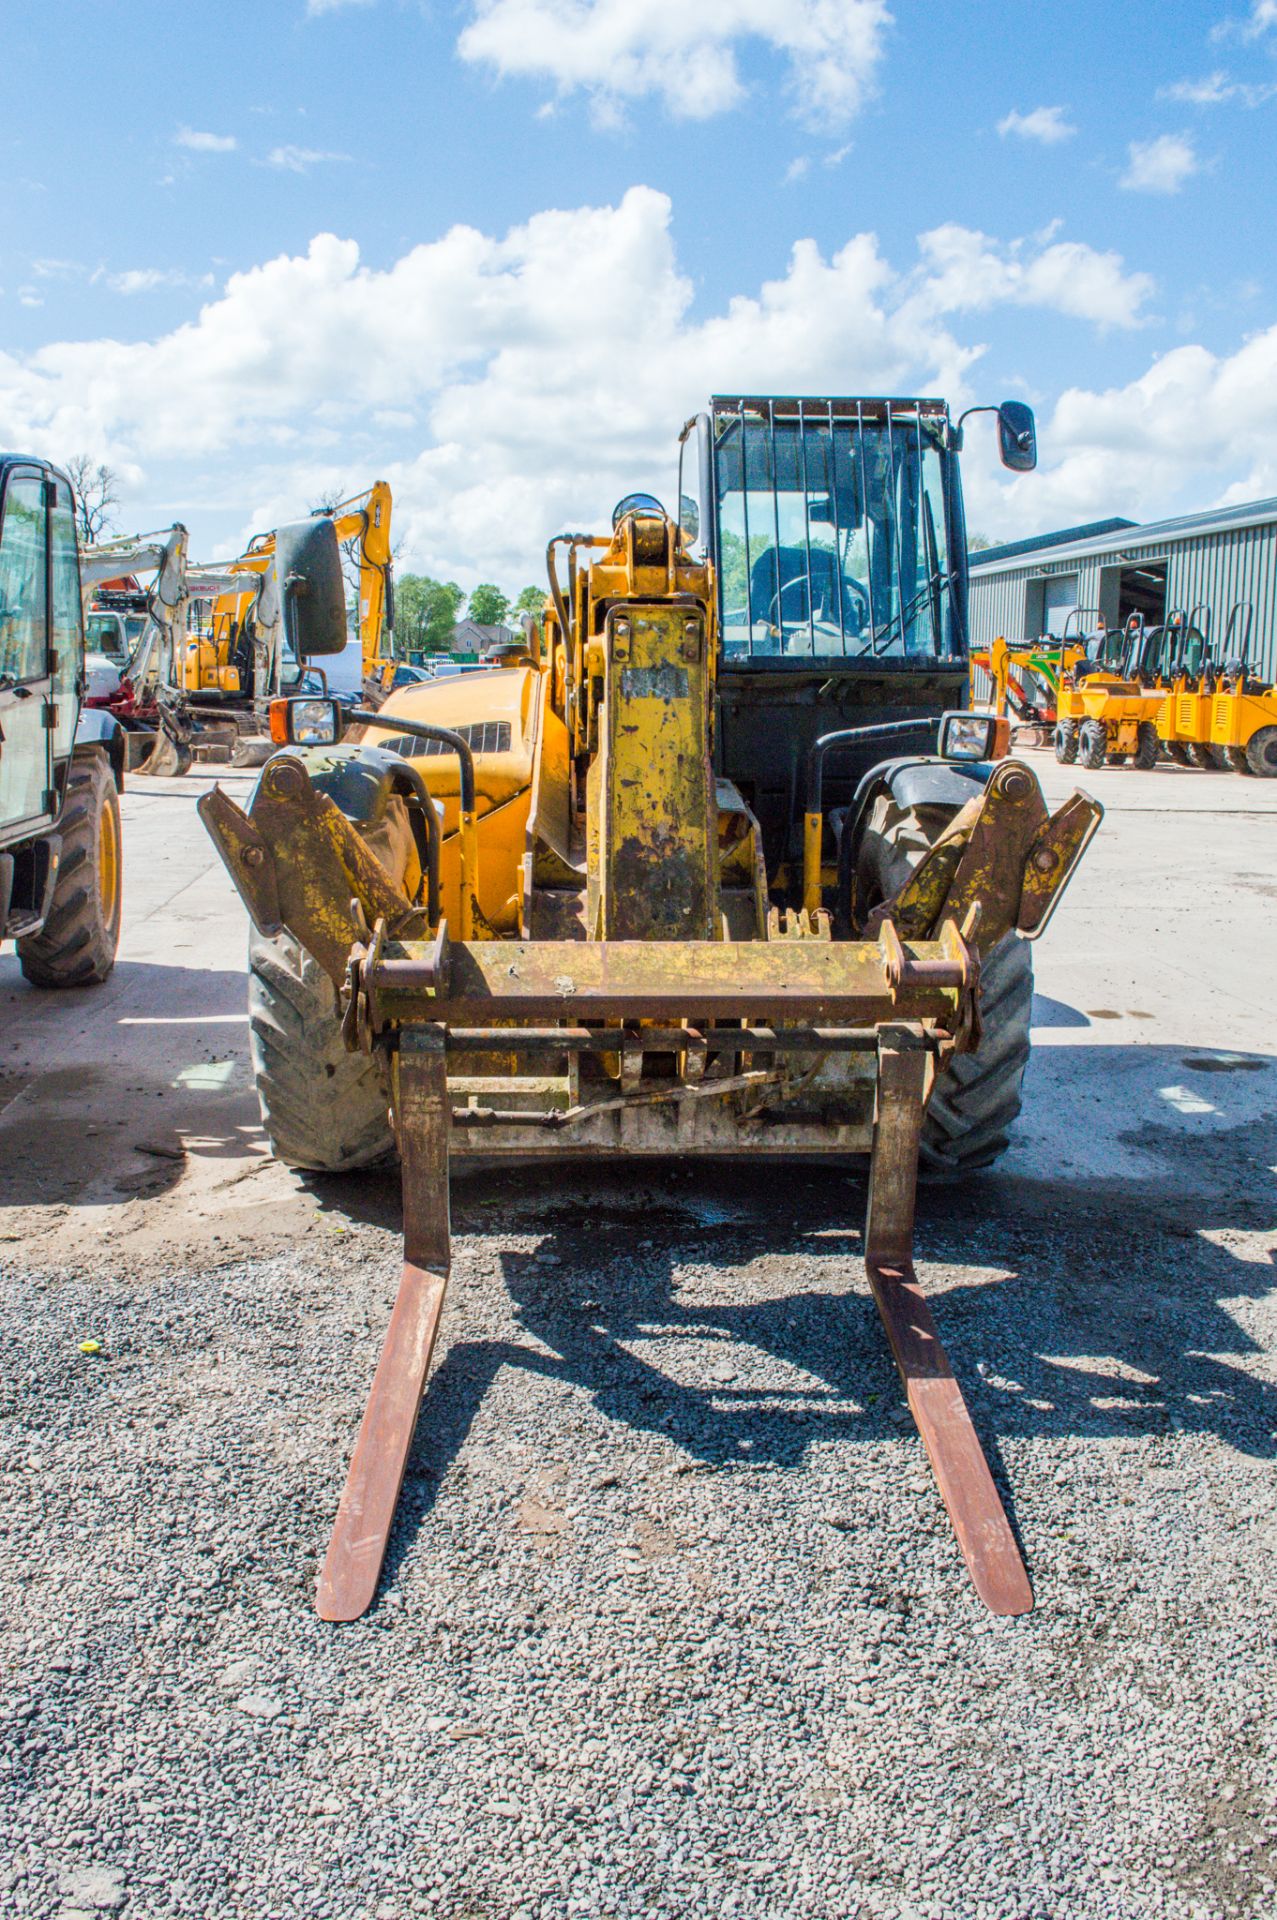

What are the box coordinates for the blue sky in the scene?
[4,0,1277,584]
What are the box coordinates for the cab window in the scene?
[0,473,48,684]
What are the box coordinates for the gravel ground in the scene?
[2,1139,1275,1920]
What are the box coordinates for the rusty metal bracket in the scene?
[1017,790,1103,939]
[864,1026,1034,1617]
[197,784,282,935]
[317,1025,452,1623]
[877,918,973,1004]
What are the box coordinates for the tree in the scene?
[513,584,545,621]
[396,573,465,653]
[65,456,120,545]
[967,533,996,552]
[466,582,511,627]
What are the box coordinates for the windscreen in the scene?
[713,403,959,663]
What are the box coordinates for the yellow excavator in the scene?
[200,395,1101,1624]
[185,481,394,760]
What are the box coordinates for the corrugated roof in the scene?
[970,494,1277,573]
[970,519,1135,567]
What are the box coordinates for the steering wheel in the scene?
[770,573,870,636]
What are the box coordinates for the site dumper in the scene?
[201,397,1101,1622]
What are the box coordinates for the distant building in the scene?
[449,620,517,657]
[969,497,1277,683]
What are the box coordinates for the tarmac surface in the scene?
[1,749,1275,1920]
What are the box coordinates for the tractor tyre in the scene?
[1189,742,1221,770]
[1053,722,1078,765]
[1165,741,1192,766]
[1226,745,1253,775]
[1133,722,1160,771]
[17,754,122,988]
[1210,744,1232,770]
[919,932,1034,1178]
[1105,753,1127,768]
[248,930,396,1172]
[855,796,1033,1178]
[1077,720,1107,770]
[1246,725,1277,778]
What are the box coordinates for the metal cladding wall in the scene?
[968,501,1277,690]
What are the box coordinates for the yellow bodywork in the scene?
[1209,681,1277,752]
[187,481,394,696]
[1057,673,1165,756]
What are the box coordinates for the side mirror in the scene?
[997,402,1037,473]
[273,517,348,657]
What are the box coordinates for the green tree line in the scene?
[393,576,546,654]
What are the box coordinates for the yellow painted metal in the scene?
[1209,680,1277,751]
[98,790,119,918]
[590,599,719,940]
[802,809,824,917]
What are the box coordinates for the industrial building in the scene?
[968,495,1277,683]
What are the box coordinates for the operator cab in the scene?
[675,394,1035,867]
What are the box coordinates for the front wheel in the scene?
[17,754,122,987]
[1189,742,1220,771]
[248,930,395,1171]
[1165,741,1192,766]
[854,794,1033,1177]
[1133,721,1160,770]
[1053,722,1078,765]
[1077,720,1107,770]
[1246,725,1277,778]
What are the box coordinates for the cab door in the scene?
[0,466,55,847]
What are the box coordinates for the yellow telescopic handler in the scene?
[200,396,1102,1622]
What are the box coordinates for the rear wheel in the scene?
[1246,725,1277,778]
[1189,742,1220,770]
[855,796,1033,1177]
[17,754,121,988]
[1226,745,1253,775]
[1077,720,1107,770]
[1133,721,1160,770]
[1165,741,1191,766]
[248,930,395,1171]
[1053,722,1078,765]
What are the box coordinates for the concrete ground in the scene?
[1,751,1275,1920]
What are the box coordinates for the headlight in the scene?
[269,696,342,747]
[938,710,1008,761]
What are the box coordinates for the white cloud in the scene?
[457,0,893,129]
[307,0,373,12]
[98,267,215,295]
[907,225,1154,331]
[997,105,1076,144]
[784,157,811,184]
[1120,133,1200,193]
[175,126,237,153]
[0,187,1248,581]
[976,323,1277,538]
[266,145,351,173]
[1160,68,1277,105]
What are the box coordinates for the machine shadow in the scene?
[370,1042,1277,1593]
